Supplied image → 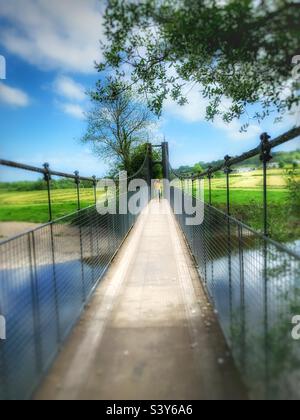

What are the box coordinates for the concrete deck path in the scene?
[35,200,246,400]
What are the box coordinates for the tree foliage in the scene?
[98,0,300,127]
[129,143,163,178]
[286,168,300,213]
[83,80,155,172]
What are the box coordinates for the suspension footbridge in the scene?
[0,127,300,400]
[34,200,245,400]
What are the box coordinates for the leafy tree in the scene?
[99,0,300,128]
[193,163,203,174]
[82,80,156,172]
[286,168,300,212]
[129,143,163,178]
[279,161,286,169]
[177,165,192,175]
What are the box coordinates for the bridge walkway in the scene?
[35,200,246,400]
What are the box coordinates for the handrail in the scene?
[179,187,300,260]
[0,145,151,222]
[168,127,300,237]
[169,126,300,180]
[0,159,97,182]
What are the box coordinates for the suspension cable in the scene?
[168,126,300,180]
[168,162,195,180]
[112,144,150,182]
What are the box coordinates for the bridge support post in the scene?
[223,156,234,344]
[259,132,272,398]
[146,143,153,197]
[92,176,97,205]
[192,177,197,207]
[260,133,272,237]
[207,167,213,206]
[162,142,170,199]
[74,171,81,211]
[224,156,232,216]
[162,142,170,181]
[43,163,52,222]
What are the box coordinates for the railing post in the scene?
[90,219,95,285]
[260,133,272,397]
[43,163,52,222]
[79,219,86,304]
[260,133,272,237]
[238,224,246,372]
[192,176,196,198]
[74,171,86,302]
[263,243,270,399]
[92,176,97,205]
[224,156,232,216]
[104,185,109,208]
[43,166,61,343]
[223,156,233,341]
[191,176,196,251]
[207,166,213,205]
[50,223,61,344]
[74,171,81,211]
[28,232,43,374]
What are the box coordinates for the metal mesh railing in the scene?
[0,192,146,400]
[170,187,300,400]
[168,127,300,245]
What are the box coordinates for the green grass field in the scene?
[2,185,286,224]
[187,168,300,242]
[0,188,98,223]
[0,168,299,242]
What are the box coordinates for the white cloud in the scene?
[53,76,86,101]
[0,0,104,73]
[214,117,261,141]
[164,89,208,123]
[59,102,85,120]
[164,87,261,141]
[0,83,30,107]
[52,75,88,119]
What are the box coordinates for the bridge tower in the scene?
[146,143,153,187]
[161,141,170,181]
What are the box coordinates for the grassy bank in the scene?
[194,168,300,243]
[1,168,299,243]
[0,188,98,223]
[206,190,299,243]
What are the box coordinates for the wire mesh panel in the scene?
[169,187,300,400]
[0,192,146,400]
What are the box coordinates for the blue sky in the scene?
[0,0,299,181]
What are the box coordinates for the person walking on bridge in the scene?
[154,180,162,202]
